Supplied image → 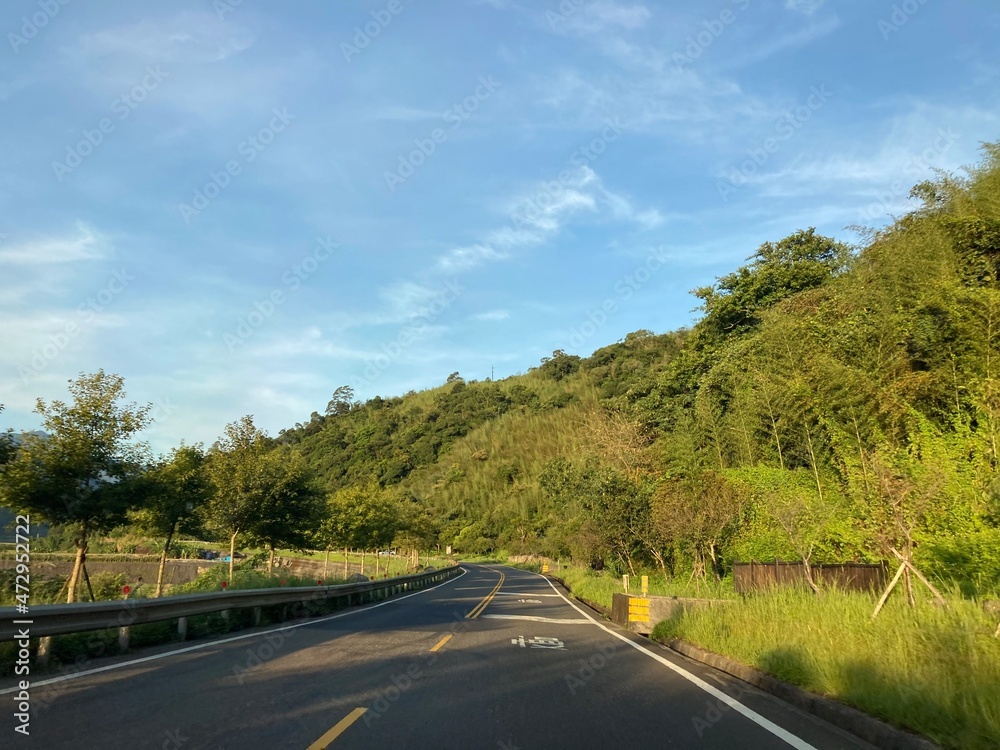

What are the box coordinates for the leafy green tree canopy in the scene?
[130,444,211,595]
[0,371,151,601]
[694,228,851,340]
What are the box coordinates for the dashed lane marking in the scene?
[307,707,367,749]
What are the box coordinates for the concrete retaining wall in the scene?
[611,592,731,634]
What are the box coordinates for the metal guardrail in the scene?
[0,565,461,641]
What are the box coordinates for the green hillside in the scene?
[277,144,1000,593]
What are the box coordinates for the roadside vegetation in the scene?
[651,588,1000,750]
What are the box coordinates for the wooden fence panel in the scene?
[734,561,887,594]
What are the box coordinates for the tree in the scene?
[129,445,210,596]
[693,228,851,340]
[243,447,324,576]
[0,404,15,467]
[0,372,151,602]
[203,416,272,582]
[326,386,355,417]
[393,499,441,568]
[319,483,399,576]
[539,350,582,381]
[751,467,842,595]
[652,471,744,583]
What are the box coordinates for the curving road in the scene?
[3,565,875,749]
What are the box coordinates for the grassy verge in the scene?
[650,587,1000,749]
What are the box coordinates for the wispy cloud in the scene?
[0,224,108,265]
[437,166,663,272]
[473,310,509,321]
[438,244,508,272]
[369,105,443,122]
[785,0,826,16]
[552,1,653,35]
[73,14,256,64]
[725,14,841,68]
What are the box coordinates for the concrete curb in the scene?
[662,638,942,750]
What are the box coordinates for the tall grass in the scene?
[650,588,1000,749]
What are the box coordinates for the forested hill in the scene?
[279,144,1000,592]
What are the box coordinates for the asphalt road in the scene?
[2,565,876,749]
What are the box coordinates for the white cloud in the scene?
[370,105,442,122]
[552,1,652,35]
[437,166,664,272]
[233,327,375,363]
[785,0,826,15]
[437,244,508,272]
[378,281,443,320]
[55,11,315,129]
[74,14,256,64]
[725,14,841,68]
[0,224,108,266]
[473,310,510,321]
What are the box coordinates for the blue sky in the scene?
[1,0,998,455]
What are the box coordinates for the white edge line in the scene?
[0,568,468,696]
[511,567,818,750]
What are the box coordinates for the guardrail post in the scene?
[221,609,230,623]
[37,635,52,666]
[118,625,130,653]
[177,617,187,640]
[253,606,262,626]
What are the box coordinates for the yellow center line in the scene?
[465,572,504,619]
[307,707,367,749]
[429,634,453,652]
